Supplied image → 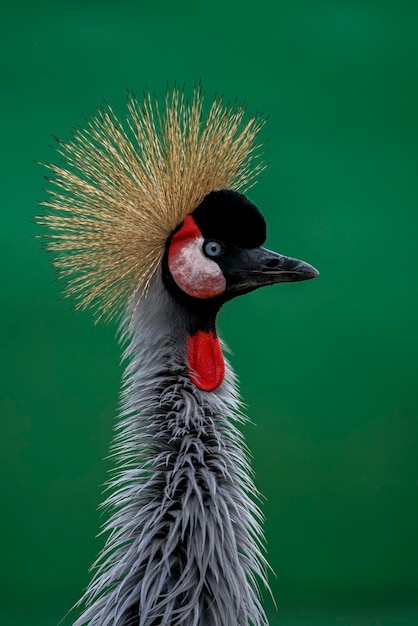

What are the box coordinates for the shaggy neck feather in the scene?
[73,275,269,626]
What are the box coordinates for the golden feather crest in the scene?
[38,87,265,321]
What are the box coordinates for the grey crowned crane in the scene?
[38,88,318,626]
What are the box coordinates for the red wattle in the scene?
[186,330,225,392]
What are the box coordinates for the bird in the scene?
[38,87,318,626]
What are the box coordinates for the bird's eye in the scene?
[203,240,224,258]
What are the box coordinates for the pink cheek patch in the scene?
[168,215,226,299]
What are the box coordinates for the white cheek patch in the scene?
[168,236,226,299]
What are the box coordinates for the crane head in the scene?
[162,188,318,392]
[38,86,318,360]
[165,189,318,309]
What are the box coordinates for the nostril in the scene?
[265,258,280,268]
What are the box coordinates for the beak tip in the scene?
[297,261,319,281]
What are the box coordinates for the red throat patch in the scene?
[186,330,225,392]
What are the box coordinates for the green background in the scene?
[1,1,417,624]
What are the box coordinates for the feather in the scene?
[71,281,270,626]
[38,86,273,626]
[37,87,265,321]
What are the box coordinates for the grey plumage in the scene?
[39,89,318,626]
[73,273,269,626]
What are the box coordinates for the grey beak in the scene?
[225,246,319,296]
[252,247,320,284]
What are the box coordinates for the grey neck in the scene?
[73,274,269,626]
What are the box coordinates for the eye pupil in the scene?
[204,240,224,258]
